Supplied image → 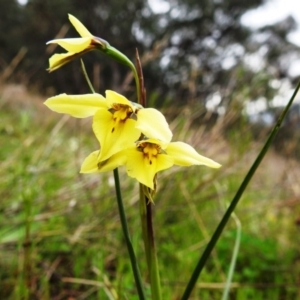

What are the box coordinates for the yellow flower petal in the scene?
[125,147,173,189]
[80,150,100,173]
[48,53,77,71]
[136,108,172,142]
[105,90,134,108]
[44,93,107,118]
[47,37,91,53]
[68,14,93,38]
[80,150,127,173]
[166,142,221,168]
[47,53,74,72]
[93,109,141,161]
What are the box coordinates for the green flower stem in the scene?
[135,49,161,298]
[139,185,162,300]
[146,198,162,300]
[80,59,95,93]
[139,185,151,268]
[181,80,300,300]
[113,169,146,300]
[104,45,141,104]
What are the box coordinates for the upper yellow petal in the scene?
[44,93,107,118]
[136,108,172,143]
[93,109,141,161]
[47,37,92,53]
[68,14,93,37]
[166,142,221,168]
[105,90,134,109]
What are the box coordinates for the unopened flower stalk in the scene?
[135,52,162,300]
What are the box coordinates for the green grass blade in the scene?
[181,80,300,300]
[80,59,95,93]
[221,210,241,300]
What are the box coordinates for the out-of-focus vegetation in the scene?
[0,84,299,299]
[1,0,300,299]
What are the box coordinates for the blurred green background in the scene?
[0,0,300,299]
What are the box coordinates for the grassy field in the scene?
[0,84,299,299]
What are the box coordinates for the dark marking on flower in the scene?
[150,160,152,165]
[97,160,107,169]
[112,127,115,133]
[130,112,137,121]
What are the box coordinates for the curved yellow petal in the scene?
[80,150,100,173]
[44,93,107,118]
[125,148,173,189]
[105,90,133,108]
[136,108,172,142]
[80,150,127,173]
[166,142,221,168]
[47,37,91,53]
[68,14,93,37]
[93,109,141,161]
[48,53,77,71]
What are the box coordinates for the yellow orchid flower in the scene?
[47,14,136,72]
[81,138,221,190]
[44,90,173,162]
[47,14,107,72]
[92,91,172,161]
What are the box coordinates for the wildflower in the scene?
[81,138,221,190]
[44,90,172,162]
[47,14,133,72]
[93,91,172,161]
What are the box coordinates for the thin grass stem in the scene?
[221,210,241,300]
[181,80,300,300]
[80,59,95,93]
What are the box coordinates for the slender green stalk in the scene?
[135,49,162,299]
[139,186,162,300]
[146,197,162,300]
[80,59,95,93]
[139,185,151,268]
[221,211,241,300]
[181,80,300,300]
[113,169,146,300]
